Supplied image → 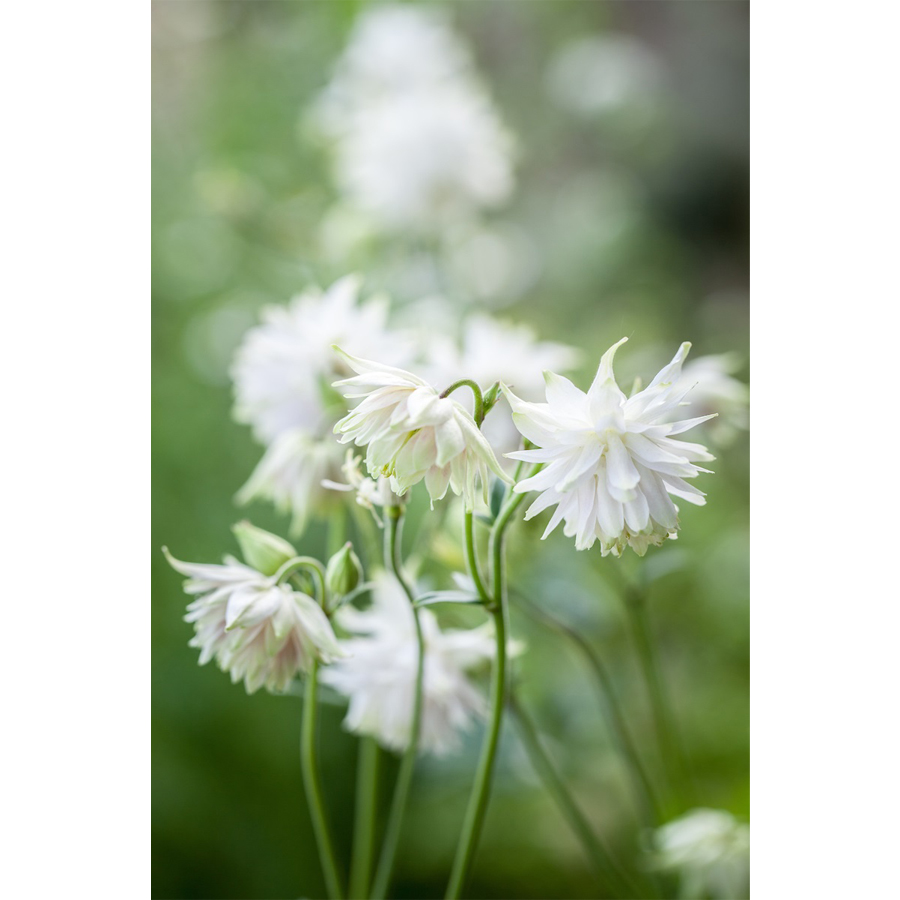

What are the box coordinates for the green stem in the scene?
[276,556,327,600]
[439,379,484,426]
[514,594,661,828]
[370,507,425,900]
[464,510,490,602]
[349,736,380,900]
[623,588,690,814]
[301,661,345,900]
[509,695,644,899]
[445,488,526,899]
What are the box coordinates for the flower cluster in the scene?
[312,4,514,232]
[322,572,496,756]
[504,337,715,555]
[231,275,413,534]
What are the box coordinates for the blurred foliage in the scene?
[153,2,748,898]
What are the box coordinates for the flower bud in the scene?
[232,521,297,577]
[325,542,363,602]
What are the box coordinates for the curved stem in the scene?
[439,379,484,426]
[623,586,690,815]
[276,556,327,601]
[514,593,661,828]
[463,510,490,603]
[350,736,380,900]
[302,661,345,900]
[445,487,526,899]
[370,507,425,900]
[509,694,645,899]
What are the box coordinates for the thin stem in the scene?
[276,556,327,600]
[439,379,484,426]
[349,736,380,900]
[301,661,345,900]
[445,487,526,899]
[509,694,645,899]
[623,587,690,814]
[514,593,661,828]
[463,510,490,603]
[370,507,425,900]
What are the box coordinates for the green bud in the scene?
[325,542,363,601]
[482,381,502,416]
[232,521,297,577]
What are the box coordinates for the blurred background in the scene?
[152,2,748,898]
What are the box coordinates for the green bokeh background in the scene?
[152,2,748,898]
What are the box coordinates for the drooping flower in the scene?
[164,547,343,694]
[321,449,397,517]
[649,808,750,900]
[503,337,715,556]
[321,571,496,756]
[231,275,412,534]
[333,349,512,509]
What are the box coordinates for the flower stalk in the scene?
[349,735,381,900]
[301,660,345,900]
[439,378,485,426]
[370,505,425,900]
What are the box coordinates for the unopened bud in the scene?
[232,521,297,577]
[325,542,363,602]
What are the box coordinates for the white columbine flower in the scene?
[231,275,412,534]
[333,349,512,509]
[650,808,750,900]
[164,549,343,694]
[321,571,495,756]
[503,337,715,556]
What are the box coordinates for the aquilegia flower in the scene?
[164,548,343,694]
[333,349,511,509]
[649,808,750,900]
[231,275,413,534]
[504,337,715,556]
[321,571,496,756]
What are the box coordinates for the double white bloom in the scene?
[504,337,715,556]
[321,572,496,756]
[650,808,750,900]
[333,349,511,509]
[164,549,343,694]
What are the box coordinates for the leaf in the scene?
[415,589,484,608]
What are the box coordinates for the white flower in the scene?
[503,337,715,556]
[321,449,397,517]
[670,353,749,446]
[313,5,471,133]
[331,86,514,232]
[333,349,512,509]
[231,275,412,533]
[321,571,495,756]
[650,808,749,900]
[164,548,343,694]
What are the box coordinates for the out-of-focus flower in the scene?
[546,34,663,119]
[231,276,412,535]
[333,349,512,509]
[321,571,496,756]
[671,353,749,446]
[424,314,581,465]
[504,338,715,556]
[649,808,749,900]
[331,87,514,233]
[312,5,514,233]
[164,548,344,694]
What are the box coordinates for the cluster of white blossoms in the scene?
[333,349,512,509]
[164,534,343,694]
[650,808,750,900]
[231,276,413,534]
[321,572,496,756]
[312,4,514,233]
[504,337,715,556]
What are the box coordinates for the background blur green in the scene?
[152,2,748,898]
